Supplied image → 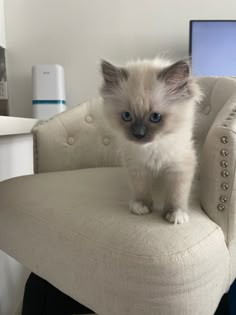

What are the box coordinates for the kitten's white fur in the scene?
[100,57,202,224]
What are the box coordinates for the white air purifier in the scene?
[32,64,67,120]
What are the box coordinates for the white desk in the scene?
[0,115,38,315]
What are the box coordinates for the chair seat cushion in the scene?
[0,167,230,315]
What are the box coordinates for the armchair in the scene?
[0,76,236,315]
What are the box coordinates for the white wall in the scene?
[4,0,236,118]
[0,0,5,47]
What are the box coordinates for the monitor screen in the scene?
[190,20,236,76]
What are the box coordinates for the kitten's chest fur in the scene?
[120,133,193,174]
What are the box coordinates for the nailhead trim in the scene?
[220,160,228,168]
[221,170,229,177]
[222,182,229,190]
[220,149,228,157]
[33,129,39,174]
[219,195,227,203]
[221,136,229,144]
[217,204,225,211]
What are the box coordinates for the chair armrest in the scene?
[200,93,236,247]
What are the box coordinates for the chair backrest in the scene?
[33,77,236,174]
[33,98,122,173]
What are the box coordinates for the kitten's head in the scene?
[100,58,201,144]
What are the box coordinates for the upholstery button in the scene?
[219,195,227,203]
[221,136,229,144]
[103,137,110,145]
[222,182,229,190]
[220,149,228,157]
[67,137,74,145]
[85,115,93,123]
[217,204,225,212]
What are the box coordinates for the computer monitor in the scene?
[189,20,236,76]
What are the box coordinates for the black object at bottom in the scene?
[214,293,230,315]
[22,273,94,315]
[22,273,230,315]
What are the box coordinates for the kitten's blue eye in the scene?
[121,111,132,122]
[149,112,162,123]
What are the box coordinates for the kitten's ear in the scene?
[101,60,128,89]
[158,60,190,94]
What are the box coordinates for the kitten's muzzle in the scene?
[132,121,147,139]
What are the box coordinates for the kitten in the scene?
[100,58,202,224]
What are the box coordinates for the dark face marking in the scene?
[132,119,147,139]
[101,60,129,94]
[120,113,164,144]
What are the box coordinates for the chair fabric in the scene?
[0,168,230,315]
[0,77,236,314]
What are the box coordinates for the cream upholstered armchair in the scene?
[0,76,236,315]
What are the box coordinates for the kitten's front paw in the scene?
[129,201,151,215]
[165,209,189,224]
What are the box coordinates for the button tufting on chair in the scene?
[67,137,75,145]
[85,115,93,123]
[103,137,110,145]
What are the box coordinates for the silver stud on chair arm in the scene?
[217,204,225,211]
[221,170,229,177]
[219,196,227,203]
[220,160,228,168]
[222,182,229,190]
[221,136,229,144]
[220,149,229,157]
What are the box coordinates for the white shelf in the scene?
[0,116,38,136]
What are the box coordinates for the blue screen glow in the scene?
[191,21,236,76]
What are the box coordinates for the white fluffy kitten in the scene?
[100,58,202,224]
